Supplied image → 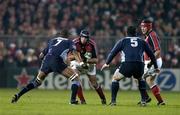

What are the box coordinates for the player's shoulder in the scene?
[149,30,159,38]
[88,38,96,45]
[123,36,142,41]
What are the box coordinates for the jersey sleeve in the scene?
[144,41,158,68]
[106,39,123,65]
[149,32,160,52]
[42,40,50,55]
[69,40,76,51]
[90,42,97,58]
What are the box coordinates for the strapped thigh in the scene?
[113,69,125,81]
[69,73,79,81]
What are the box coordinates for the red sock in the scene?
[95,85,106,100]
[77,85,86,102]
[151,85,163,103]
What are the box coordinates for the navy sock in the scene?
[18,79,41,97]
[111,81,119,103]
[138,80,147,102]
[71,81,79,102]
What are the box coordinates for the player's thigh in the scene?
[37,71,47,81]
[133,62,144,80]
[145,58,162,80]
[51,57,68,73]
[87,65,97,84]
[87,65,96,76]
[40,58,52,75]
[118,62,133,78]
[87,74,97,84]
[61,67,79,80]
[112,68,125,80]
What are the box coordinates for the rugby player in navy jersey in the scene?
[139,19,165,106]
[11,29,84,104]
[101,26,159,106]
[68,29,106,104]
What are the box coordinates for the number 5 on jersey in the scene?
[130,38,138,47]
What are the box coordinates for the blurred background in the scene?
[0,0,179,91]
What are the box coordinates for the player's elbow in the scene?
[39,53,44,59]
[94,58,98,63]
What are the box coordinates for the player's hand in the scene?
[154,68,160,73]
[82,63,89,69]
[79,62,89,69]
[101,63,109,71]
[39,53,44,60]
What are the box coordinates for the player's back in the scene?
[46,37,74,60]
[120,37,147,62]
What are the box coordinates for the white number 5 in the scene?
[130,38,138,47]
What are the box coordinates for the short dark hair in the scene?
[127,26,137,36]
[56,29,71,38]
[141,19,152,24]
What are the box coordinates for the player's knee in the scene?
[112,72,124,81]
[71,80,80,86]
[27,78,42,89]
[92,83,99,89]
[89,79,98,88]
[69,73,79,81]
[37,71,47,81]
[112,75,121,81]
[146,77,154,86]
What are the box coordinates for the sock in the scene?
[151,85,163,103]
[138,80,147,102]
[94,84,106,100]
[77,85,86,102]
[71,81,80,102]
[144,90,150,100]
[111,80,119,103]
[17,79,42,97]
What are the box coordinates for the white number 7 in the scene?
[53,39,62,46]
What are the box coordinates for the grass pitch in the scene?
[0,88,180,115]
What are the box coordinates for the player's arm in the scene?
[144,41,158,69]
[86,58,98,64]
[69,41,83,64]
[39,42,49,60]
[101,40,122,70]
[146,49,161,68]
[154,49,161,59]
[106,40,122,65]
[151,33,161,59]
[86,44,98,64]
[72,50,83,63]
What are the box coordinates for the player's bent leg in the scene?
[135,78,151,105]
[77,84,86,104]
[146,76,165,105]
[137,79,148,107]
[62,67,80,105]
[109,69,124,106]
[11,71,46,103]
[69,62,86,104]
[88,75,106,105]
[146,75,156,87]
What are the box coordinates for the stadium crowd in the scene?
[0,0,180,69]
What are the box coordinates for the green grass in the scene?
[0,88,180,115]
